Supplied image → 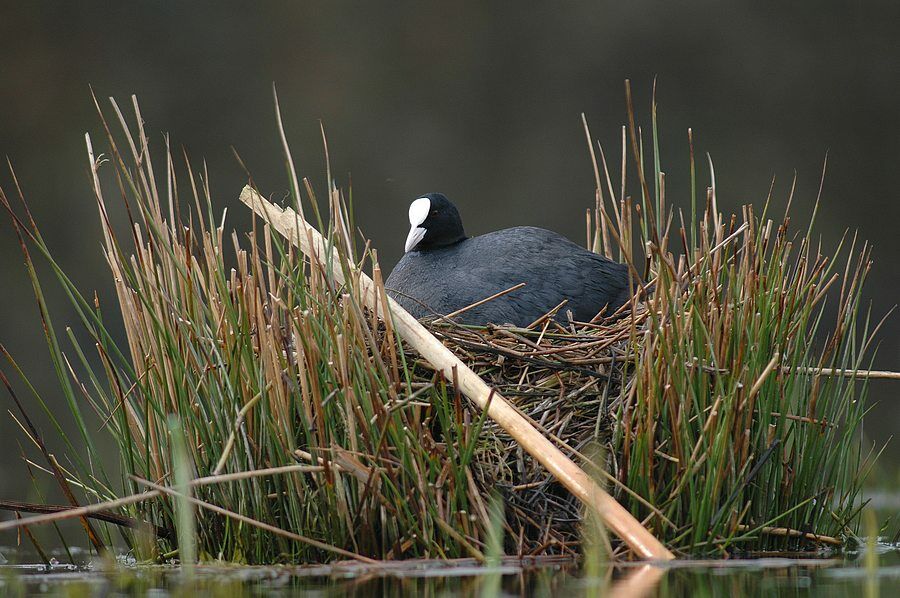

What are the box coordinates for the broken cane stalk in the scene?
[239,185,674,561]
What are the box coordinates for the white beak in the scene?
[405,226,426,253]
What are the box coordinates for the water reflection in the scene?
[2,545,899,596]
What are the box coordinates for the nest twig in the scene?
[414,311,645,554]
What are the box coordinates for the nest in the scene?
[415,312,642,555]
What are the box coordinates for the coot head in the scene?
[404,193,467,253]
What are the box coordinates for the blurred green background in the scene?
[1,1,898,502]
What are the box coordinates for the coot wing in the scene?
[456,227,631,324]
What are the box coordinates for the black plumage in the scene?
[385,193,634,326]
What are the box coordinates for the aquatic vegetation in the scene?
[0,84,883,561]
[588,84,882,553]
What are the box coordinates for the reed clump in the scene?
[0,88,883,562]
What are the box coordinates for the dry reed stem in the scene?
[789,367,900,380]
[0,490,159,533]
[239,185,675,561]
[735,525,842,546]
[130,476,377,563]
[0,463,325,534]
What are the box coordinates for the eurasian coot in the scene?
[385,193,634,326]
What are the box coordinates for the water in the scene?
[1,544,898,597]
